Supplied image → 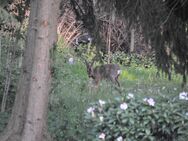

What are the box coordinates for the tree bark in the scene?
[0,0,60,141]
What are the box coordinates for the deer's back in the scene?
[94,64,120,79]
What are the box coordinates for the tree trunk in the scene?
[0,0,60,141]
[1,50,12,112]
[107,10,115,64]
[107,22,112,64]
[130,28,135,53]
[0,38,1,72]
[1,38,16,112]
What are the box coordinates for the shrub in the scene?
[103,51,154,68]
[84,94,188,141]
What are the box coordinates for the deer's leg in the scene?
[109,76,119,87]
[93,78,99,86]
[115,79,120,87]
[109,77,115,84]
[115,76,120,87]
[91,79,99,91]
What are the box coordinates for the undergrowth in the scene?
[48,47,187,141]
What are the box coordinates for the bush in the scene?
[84,94,188,141]
[103,51,154,68]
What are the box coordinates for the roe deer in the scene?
[85,61,121,87]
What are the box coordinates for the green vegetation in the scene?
[0,37,187,141]
[47,46,187,141]
[84,94,188,141]
[0,42,187,140]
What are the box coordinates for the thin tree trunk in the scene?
[18,51,23,68]
[1,38,16,112]
[130,28,135,52]
[0,0,60,141]
[107,23,112,64]
[0,37,1,72]
[1,50,11,112]
[107,10,115,64]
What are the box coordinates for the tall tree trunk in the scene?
[0,0,60,141]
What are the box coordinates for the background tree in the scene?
[0,0,60,141]
[69,0,106,61]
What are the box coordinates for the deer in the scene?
[84,60,121,87]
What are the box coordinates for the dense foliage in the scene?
[84,94,188,141]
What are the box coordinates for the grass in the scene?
[48,47,187,141]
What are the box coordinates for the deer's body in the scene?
[86,63,121,87]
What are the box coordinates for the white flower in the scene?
[87,107,95,117]
[127,93,134,99]
[174,87,177,91]
[68,57,74,64]
[179,92,188,100]
[120,103,128,110]
[99,116,104,122]
[116,136,123,141]
[87,107,94,113]
[99,99,106,106]
[99,133,106,140]
[143,98,155,106]
[185,112,188,116]
[143,98,148,102]
[147,98,155,106]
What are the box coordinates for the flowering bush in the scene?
[179,91,188,100]
[84,95,188,141]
